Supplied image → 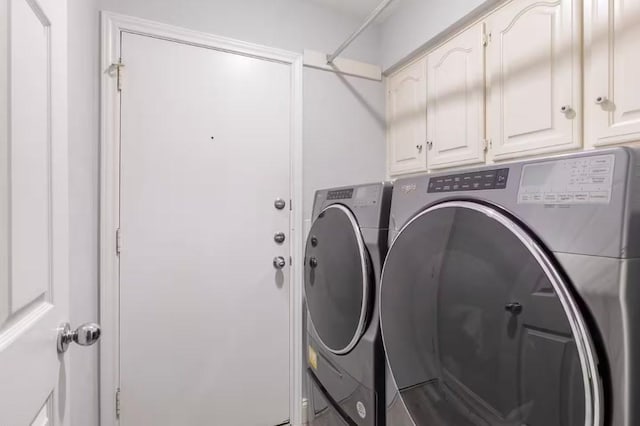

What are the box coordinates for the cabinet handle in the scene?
[426,140,433,150]
[560,105,572,114]
[416,144,423,152]
[595,96,607,105]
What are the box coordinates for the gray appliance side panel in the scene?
[390,148,638,258]
[623,151,640,258]
[556,253,640,426]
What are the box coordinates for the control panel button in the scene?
[427,168,510,194]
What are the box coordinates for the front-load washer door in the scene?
[380,201,603,426]
[305,204,371,355]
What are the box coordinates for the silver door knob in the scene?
[560,105,572,113]
[274,232,286,244]
[416,144,423,152]
[273,256,286,269]
[595,96,607,105]
[57,322,101,353]
[426,140,433,150]
[274,198,286,210]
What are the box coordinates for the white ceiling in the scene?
[309,0,400,22]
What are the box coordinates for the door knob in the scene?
[274,232,286,244]
[560,105,572,114]
[57,322,101,353]
[595,96,607,105]
[273,256,286,269]
[274,198,286,210]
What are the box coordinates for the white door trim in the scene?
[99,12,304,425]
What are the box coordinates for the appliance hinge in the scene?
[115,388,121,419]
[482,139,491,152]
[112,59,125,92]
[116,228,121,255]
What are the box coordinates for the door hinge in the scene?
[115,388,121,419]
[482,32,491,47]
[482,139,492,152]
[112,59,125,92]
[116,228,121,255]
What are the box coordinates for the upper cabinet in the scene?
[426,22,486,170]
[386,0,640,176]
[485,0,582,160]
[387,57,427,175]
[585,0,640,147]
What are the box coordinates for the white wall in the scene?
[380,0,499,71]
[96,0,381,64]
[66,0,386,424]
[303,70,386,225]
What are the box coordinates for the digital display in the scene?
[428,168,509,193]
[327,188,354,200]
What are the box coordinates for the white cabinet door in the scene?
[486,0,582,160]
[427,23,486,170]
[0,0,70,424]
[387,57,427,175]
[585,0,640,147]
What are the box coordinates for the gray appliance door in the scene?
[380,201,602,426]
[305,204,371,354]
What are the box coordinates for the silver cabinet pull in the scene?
[273,256,286,269]
[416,144,423,152]
[57,322,101,353]
[274,232,286,244]
[595,96,607,105]
[426,140,433,150]
[560,105,572,113]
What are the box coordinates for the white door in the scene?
[0,0,71,424]
[427,23,486,170]
[486,0,582,160]
[387,57,427,175]
[117,33,291,425]
[585,0,640,147]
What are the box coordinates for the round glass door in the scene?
[380,201,602,426]
[305,204,370,354]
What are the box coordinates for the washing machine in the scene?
[304,182,392,426]
[380,147,640,426]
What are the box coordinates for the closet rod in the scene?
[326,0,394,64]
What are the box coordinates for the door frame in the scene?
[99,12,304,425]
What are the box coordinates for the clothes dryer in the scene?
[381,148,640,426]
[305,182,392,426]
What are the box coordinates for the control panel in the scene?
[518,154,615,205]
[327,188,354,200]
[428,168,509,193]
